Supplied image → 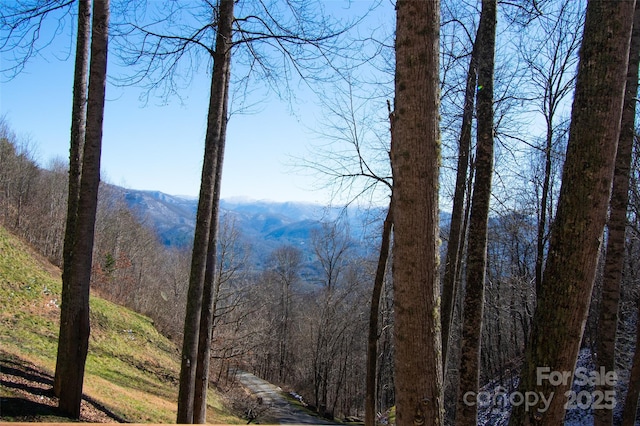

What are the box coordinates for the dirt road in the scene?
[234,370,338,424]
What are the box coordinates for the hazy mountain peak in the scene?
[118,188,365,249]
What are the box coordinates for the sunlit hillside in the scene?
[0,225,241,423]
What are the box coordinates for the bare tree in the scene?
[455,1,497,425]
[365,203,392,426]
[0,127,39,231]
[269,245,303,384]
[112,2,360,421]
[594,3,640,426]
[509,0,636,423]
[519,0,583,295]
[621,133,640,426]
[309,221,353,416]
[391,1,443,424]
[0,0,75,77]
[299,74,394,426]
[53,0,91,399]
[176,1,233,422]
[192,3,234,423]
[441,35,476,374]
[55,0,109,418]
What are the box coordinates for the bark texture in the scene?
[455,1,496,424]
[56,0,109,418]
[177,0,234,422]
[391,1,443,424]
[441,39,476,373]
[595,3,640,426]
[193,3,233,419]
[54,0,90,399]
[509,1,635,424]
[365,203,393,426]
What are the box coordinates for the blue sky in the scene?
[0,1,393,204]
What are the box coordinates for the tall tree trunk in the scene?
[508,1,635,424]
[621,294,640,426]
[365,202,393,426]
[391,1,443,425]
[54,0,90,398]
[595,3,640,426]
[441,37,477,373]
[455,1,496,425]
[177,0,233,422]
[193,1,233,420]
[56,0,109,418]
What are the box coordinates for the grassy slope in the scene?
[0,225,240,423]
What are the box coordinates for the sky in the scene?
[0,1,393,205]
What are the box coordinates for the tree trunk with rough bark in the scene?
[509,1,635,424]
[595,3,640,426]
[441,39,477,374]
[391,1,443,424]
[177,0,234,423]
[56,0,109,418]
[193,3,233,419]
[53,0,90,399]
[365,203,393,426]
[455,1,496,424]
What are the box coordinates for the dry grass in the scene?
[0,225,242,423]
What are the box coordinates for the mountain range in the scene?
[118,188,454,279]
[120,189,388,266]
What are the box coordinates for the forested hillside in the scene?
[0,224,239,423]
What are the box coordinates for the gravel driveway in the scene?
[234,370,339,424]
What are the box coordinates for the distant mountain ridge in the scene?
[119,189,384,261]
[113,188,456,280]
[123,190,199,247]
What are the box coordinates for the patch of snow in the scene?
[475,348,629,425]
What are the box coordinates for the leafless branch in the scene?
[0,0,75,78]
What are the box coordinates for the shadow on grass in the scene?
[1,355,128,423]
[0,396,64,420]
[2,359,53,388]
